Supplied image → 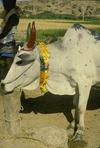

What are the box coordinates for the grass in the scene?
[36,29,66,42]
[22,11,100,22]
[32,11,75,20]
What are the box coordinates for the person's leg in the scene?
[2,0,16,12]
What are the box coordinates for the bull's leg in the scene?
[72,78,92,141]
[67,93,78,137]
[67,92,79,130]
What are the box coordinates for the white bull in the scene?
[1,23,100,141]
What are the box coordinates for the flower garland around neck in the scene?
[38,42,50,93]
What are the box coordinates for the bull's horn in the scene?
[27,21,36,49]
[25,22,31,42]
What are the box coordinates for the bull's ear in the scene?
[16,59,34,66]
[18,53,35,62]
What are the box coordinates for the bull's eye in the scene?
[16,60,23,65]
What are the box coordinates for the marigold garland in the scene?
[38,42,50,93]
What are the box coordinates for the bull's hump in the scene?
[72,23,100,41]
[72,23,86,30]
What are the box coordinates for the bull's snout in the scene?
[0,82,13,94]
[1,83,5,90]
[0,82,6,94]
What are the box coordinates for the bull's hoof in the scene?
[68,134,87,148]
[71,132,83,141]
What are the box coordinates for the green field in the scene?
[15,19,100,43]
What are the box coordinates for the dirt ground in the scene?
[0,87,100,148]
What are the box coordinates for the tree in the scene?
[71,0,97,21]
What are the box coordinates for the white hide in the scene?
[2,25,100,95]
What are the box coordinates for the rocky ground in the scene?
[0,87,100,148]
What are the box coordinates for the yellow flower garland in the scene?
[38,42,50,93]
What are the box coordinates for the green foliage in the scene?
[23,11,75,20]
[21,11,33,18]
[20,11,100,22]
[36,29,66,42]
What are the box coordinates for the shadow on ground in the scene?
[21,87,100,123]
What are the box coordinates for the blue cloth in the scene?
[0,50,14,58]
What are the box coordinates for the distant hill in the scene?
[17,0,73,15]
[17,0,100,19]
[0,0,99,19]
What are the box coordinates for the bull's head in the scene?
[17,21,37,65]
[1,21,40,93]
